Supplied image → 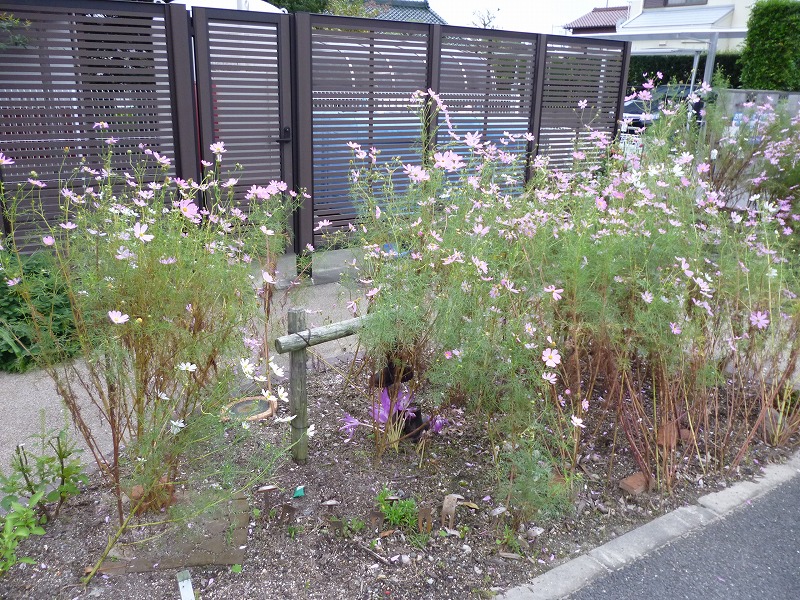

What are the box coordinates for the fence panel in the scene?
[437,27,537,183]
[193,8,292,204]
[0,0,196,242]
[1,1,630,250]
[537,36,627,170]
[305,16,430,245]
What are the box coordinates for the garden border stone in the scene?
[499,450,800,600]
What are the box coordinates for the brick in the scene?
[619,471,648,495]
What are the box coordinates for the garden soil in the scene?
[0,360,792,600]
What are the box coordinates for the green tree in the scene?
[739,0,800,91]
[325,0,379,18]
[0,13,29,50]
[269,0,328,12]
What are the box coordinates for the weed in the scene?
[0,490,46,576]
[496,524,522,555]
[407,531,430,549]
[286,524,303,540]
[376,487,418,530]
[348,517,366,534]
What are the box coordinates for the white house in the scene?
[574,0,754,84]
[170,0,286,13]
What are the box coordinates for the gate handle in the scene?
[275,126,291,143]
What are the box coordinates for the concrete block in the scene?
[498,555,607,600]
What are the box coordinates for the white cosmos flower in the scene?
[306,424,316,438]
[240,358,256,378]
[108,310,129,324]
[277,386,288,403]
[274,414,297,424]
[268,358,284,377]
[170,419,186,435]
[178,362,197,372]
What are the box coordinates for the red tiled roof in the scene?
[564,6,629,30]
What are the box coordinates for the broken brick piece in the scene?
[619,472,648,495]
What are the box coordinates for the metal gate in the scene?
[192,8,293,203]
[0,0,630,252]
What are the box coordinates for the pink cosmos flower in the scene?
[641,291,654,304]
[177,200,200,223]
[670,322,682,335]
[403,164,430,184]
[464,131,483,149]
[578,99,588,110]
[133,222,154,243]
[209,141,226,155]
[472,222,489,237]
[542,348,561,368]
[6,277,21,287]
[750,310,769,330]
[115,246,134,260]
[160,257,177,265]
[542,372,557,385]
[571,415,586,429]
[42,236,55,246]
[544,285,563,301]
[433,150,466,172]
[60,222,77,230]
[313,219,332,232]
[0,152,14,165]
[108,310,130,324]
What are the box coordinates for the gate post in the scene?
[292,12,314,255]
[165,3,201,184]
[526,33,547,183]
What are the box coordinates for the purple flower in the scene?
[431,415,447,434]
[750,310,769,330]
[338,413,362,442]
[371,387,415,424]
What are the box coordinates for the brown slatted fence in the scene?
[0,0,197,244]
[304,16,430,245]
[538,36,628,170]
[0,1,630,251]
[193,8,292,203]
[437,27,537,185]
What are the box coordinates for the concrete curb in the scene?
[499,451,800,600]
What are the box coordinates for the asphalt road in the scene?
[568,476,800,600]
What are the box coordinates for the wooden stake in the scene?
[288,308,308,464]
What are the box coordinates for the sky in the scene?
[428,0,613,34]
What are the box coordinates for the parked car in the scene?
[622,84,706,129]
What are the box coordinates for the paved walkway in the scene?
[0,250,361,469]
[500,452,800,600]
